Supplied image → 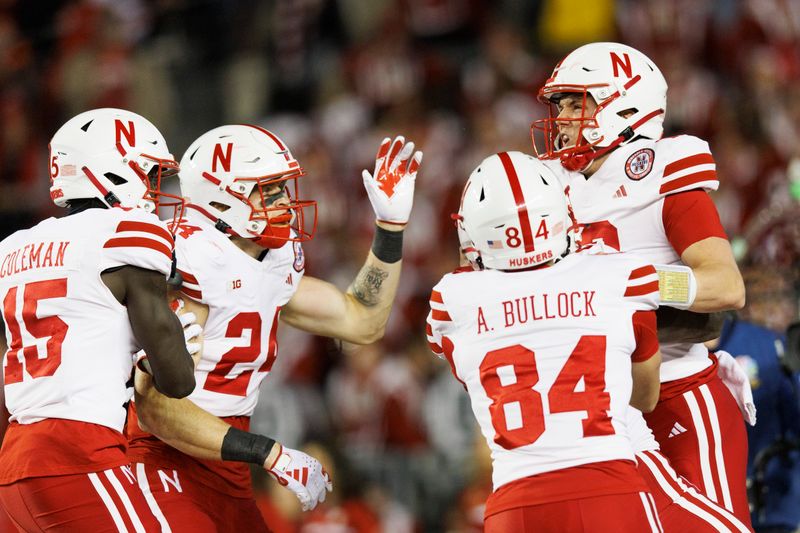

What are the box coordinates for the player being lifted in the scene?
[532,42,751,527]
[125,125,422,532]
[428,152,663,532]
[0,109,198,532]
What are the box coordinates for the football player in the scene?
[0,108,198,531]
[429,151,663,532]
[532,42,751,527]
[125,125,422,532]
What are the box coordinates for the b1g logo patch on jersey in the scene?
[293,241,305,272]
[624,148,655,181]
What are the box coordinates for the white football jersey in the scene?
[0,208,174,430]
[172,214,303,417]
[545,136,719,382]
[426,252,659,490]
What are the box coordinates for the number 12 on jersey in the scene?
[479,335,613,450]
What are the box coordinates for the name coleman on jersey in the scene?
[476,289,597,335]
[0,241,71,279]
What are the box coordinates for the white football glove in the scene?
[362,135,422,226]
[654,263,698,310]
[716,350,757,426]
[265,443,332,511]
[134,299,203,373]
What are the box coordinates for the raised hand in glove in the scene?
[362,135,422,226]
[265,443,332,511]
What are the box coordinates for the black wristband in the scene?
[220,427,275,465]
[371,225,404,263]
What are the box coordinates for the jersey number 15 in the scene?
[3,279,69,384]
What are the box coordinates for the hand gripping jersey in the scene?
[0,208,174,482]
[426,252,659,497]
[126,213,303,497]
[546,136,725,384]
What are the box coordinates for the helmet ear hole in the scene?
[104,173,128,185]
[617,108,638,119]
[209,201,232,213]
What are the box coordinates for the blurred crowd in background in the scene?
[1,0,799,531]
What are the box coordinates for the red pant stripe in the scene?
[87,471,130,532]
[103,468,147,533]
[639,451,750,532]
[646,492,664,533]
[698,384,733,511]
[639,491,663,532]
[682,389,720,502]
[136,463,173,533]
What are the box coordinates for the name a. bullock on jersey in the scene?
[0,241,70,279]
[476,290,597,334]
[507,249,553,269]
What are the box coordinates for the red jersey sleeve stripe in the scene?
[431,309,452,322]
[425,322,433,335]
[629,265,657,280]
[624,280,659,297]
[116,221,174,246]
[428,340,443,355]
[177,269,199,285]
[104,237,172,260]
[430,291,444,304]
[180,286,203,300]
[663,153,715,177]
[441,336,466,388]
[659,170,718,195]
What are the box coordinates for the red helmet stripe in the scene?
[623,74,641,90]
[497,152,535,253]
[244,124,286,150]
[201,172,221,186]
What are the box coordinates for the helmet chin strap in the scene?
[561,142,617,172]
[251,224,291,249]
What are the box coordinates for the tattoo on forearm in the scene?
[351,266,389,306]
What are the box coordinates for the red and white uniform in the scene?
[0,207,173,532]
[126,212,304,532]
[427,252,662,532]
[548,136,752,528]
